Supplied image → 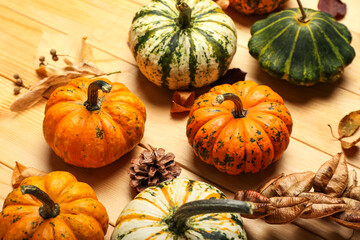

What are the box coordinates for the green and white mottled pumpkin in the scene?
[248,1,355,86]
[111,178,253,240]
[129,0,237,90]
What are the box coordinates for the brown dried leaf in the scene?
[330,198,360,230]
[234,190,275,219]
[338,109,360,145]
[171,91,195,113]
[213,0,230,10]
[343,169,358,198]
[349,187,360,201]
[10,72,83,112]
[264,197,310,224]
[340,138,360,149]
[12,162,47,188]
[298,192,346,218]
[314,153,348,197]
[318,0,347,20]
[64,60,104,76]
[35,65,48,78]
[275,171,315,197]
[257,173,284,197]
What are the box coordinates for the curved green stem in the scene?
[296,0,309,23]
[216,93,245,118]
[176,0,192,29]
[167,199,253,235]
[84,80,112,111]
[21,185,60,219]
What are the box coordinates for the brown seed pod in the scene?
[234,190,275,219]
[298,192,346,218]
[257,173,284,197]
[313,153,348,197]
[264,196,310,224]
[330,198,360,230]
[275,171,315,197]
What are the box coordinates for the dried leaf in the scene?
[210,68,247,87]
[330,198,360,230]
[171,91,195,113]
[318,0,347,20]
[343,169,358,198]
[10,72,83,112]
[298,192,346,218]
[349,187,360,201]
[213,0,230,10]
[12,162,46,188]
[275,171,315,197]
[234,190,275,219]
[336,110,360,149]
[64,60,104,76]
[340,138,360,149]
[35,65,48,78]
[314,153,348,197]
[257,173,284,197]
[264,196,310,224]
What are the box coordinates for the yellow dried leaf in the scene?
[12,162,46,188]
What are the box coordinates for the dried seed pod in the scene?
[313,153,348,197]
[330,198,360,230]
[257,173,284,197]
[298,192,346,218]
[349,186,360,201]
[234,190,275,219]
[264,196,310,224]
[343,169,357,198]
[275,171,315,197]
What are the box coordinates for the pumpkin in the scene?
[129,0,237,90]
[248,0,355,86]
[0,171,109,239]
[43,77,146,168]
[111,178,253,239]
[230,0,288,15]
[186,80,292,174]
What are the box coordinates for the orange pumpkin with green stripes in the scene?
[0,171,109,239]
[230,0,288,15]
[43,77,146,168]
[111,178,253,239]
[129,0,237,90]
[186,80,292,174]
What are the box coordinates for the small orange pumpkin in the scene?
[230,0,288,15]
[43,77,146,168]
[186,80,292,174]
[0,171,109,239]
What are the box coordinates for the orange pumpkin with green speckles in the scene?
[230,0,288,15]
[186,80,292,174]
[0,171,109,239]
[43,77,146,168]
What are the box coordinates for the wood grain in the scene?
[0,0,359,239]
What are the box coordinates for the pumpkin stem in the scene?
[21,185,60,219]
[176,1,192,29]
[216,93,245,118]
[84,80,112,111]
[167,199,253,235]
[296,0,309,23]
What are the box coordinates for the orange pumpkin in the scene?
[43,77,146,168]
[0,171,109,239]
[186,80,292,174]
[230,0,288,15]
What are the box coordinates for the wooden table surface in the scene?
[0,0,359,239]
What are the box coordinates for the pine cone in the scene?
[128,146,182,192]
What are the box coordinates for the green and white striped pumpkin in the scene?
[111,178,253,239]
[248,2,355,86]
[129,0,237,90]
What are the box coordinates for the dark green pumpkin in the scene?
[248,6,355,86]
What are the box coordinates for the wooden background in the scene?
[0,0,359,239]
